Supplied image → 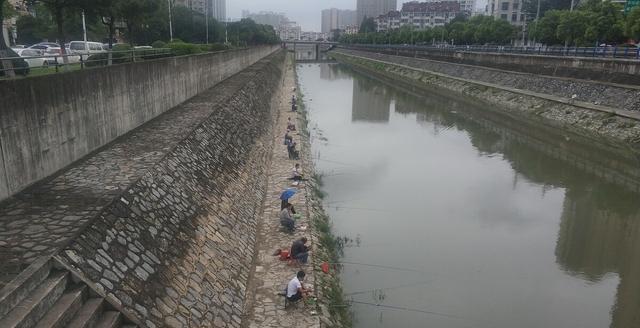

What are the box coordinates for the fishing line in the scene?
[332,206,391,213]
[311,157,363,167]
[330,261,426,274]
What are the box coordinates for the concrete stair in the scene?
[0,258,136,328]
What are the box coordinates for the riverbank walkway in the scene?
[242,57,321,328]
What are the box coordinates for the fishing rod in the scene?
[329,261,427,274]
[331,206,391,213]
[344,279,437,297]
[331,300,470,322]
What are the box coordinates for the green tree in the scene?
[359,16,376,34]
[626,6,640,40]
[556,10,589,46]
[38,0,84,62]
[581,0,624,44]
[530,10,563,44]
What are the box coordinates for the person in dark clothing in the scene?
[280,203,295,232]
[287,139,295,159]
[284,131,293,146]
[290,237,310,264]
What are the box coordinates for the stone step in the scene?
[121,325,137,328]
[94,311,122,328]
[66,298,104,328]
[34,285,86,328]
[0,270,68,328]
[0,258,53,318]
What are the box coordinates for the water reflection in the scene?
[352,73,391,123]
[301,63,640,328]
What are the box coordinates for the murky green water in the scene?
[298,63,640,328]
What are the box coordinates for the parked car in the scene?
[68,41,107,55]
[29,42,62,51]
[12,48,48,68]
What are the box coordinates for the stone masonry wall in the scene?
[54,52,285,328]
[0,46,278,201]
[337,48,640,112]
[331,50,640,148]
[343,45,640,85]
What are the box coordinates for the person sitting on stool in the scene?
[290,163,305,181]
[290,237,310,264]
[286,270,310,304]
[280,203,295,232]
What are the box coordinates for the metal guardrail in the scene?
[343,44,640,60]
[0,48,173,77]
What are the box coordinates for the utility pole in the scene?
[82,10,88,50]
[168,0,173,41]
[205,0,209,44]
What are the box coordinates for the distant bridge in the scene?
[284,41,337,61]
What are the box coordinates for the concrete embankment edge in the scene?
[295,69,352,327]
[0,46,279,202]
[52,51,286,328]
[330,50,640,149]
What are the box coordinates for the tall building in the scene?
[489,0,524,26]
[357,0,397,25]
[375,2,461,32]
[322,9,358,34]
[244,11,288,27]
[208,0,226,22]
[175,0,226,21]
[416,0,475,13]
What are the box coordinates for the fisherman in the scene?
[280,203,295,232]
[290,237,310,264]
[290,163,305,181]
[292,103,298,112]
[286,270,310,304]
[287,117,296,131]
[284,130,293,146]
[288,141,299,160]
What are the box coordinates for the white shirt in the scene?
[291,167,301,178]
[287,276,302,297]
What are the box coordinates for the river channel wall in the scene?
[52,52,285,327]
[341,45,640,85]
[331,49,640,149]
[0,45,279,202]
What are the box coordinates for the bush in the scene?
[151,40,166,49]
[167,42,202,56]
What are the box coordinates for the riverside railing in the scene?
[343,44,640,60]
[0,48,173,78]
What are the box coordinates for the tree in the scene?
[39,0,83,63]
[557,10,589,46]
[530,10,563,44]
[582,1,624,45]
[626,6,640,41]
[119,0,158,45]
[359,16,376,34]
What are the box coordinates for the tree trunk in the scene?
[0,0,16,77]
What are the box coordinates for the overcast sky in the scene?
[228,0,487,32]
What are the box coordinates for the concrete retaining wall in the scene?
[331,50,640,148]
[336,49,640,112]
[54,52,284,328]
[0,46,279,201]
[342,45,640,85]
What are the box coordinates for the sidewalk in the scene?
[242,56,320,328]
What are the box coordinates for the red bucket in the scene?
[279,250,290,261]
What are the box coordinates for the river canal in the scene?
[298,63,640,328]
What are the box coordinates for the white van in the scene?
[68,41,106,55]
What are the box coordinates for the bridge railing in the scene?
[341,44,640,60]
[0,48,173,78]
